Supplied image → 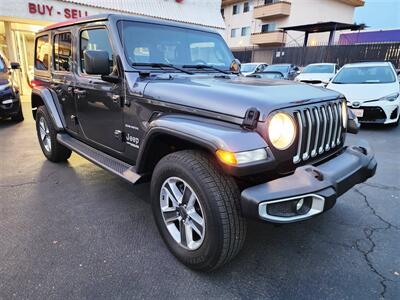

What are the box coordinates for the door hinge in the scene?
[242,107,260,129]
[114,129,124,141]
[70,114,78,125]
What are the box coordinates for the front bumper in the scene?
[241,142,377,223]
[349,103,399,124]
[0,97,20,118]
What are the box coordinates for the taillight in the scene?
[29,79,41,88]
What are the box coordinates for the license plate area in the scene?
[351,108,364,118]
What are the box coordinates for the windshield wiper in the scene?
[182,64,231,74]
[132,63,193,75]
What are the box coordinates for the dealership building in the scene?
[0,0,225,95]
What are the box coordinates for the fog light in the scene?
[296,198,304,211]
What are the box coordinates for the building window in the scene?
[261,23,276,33]
[243,2,250,13]
[231,28,239,38]
[35,35,50,71]
[53,32,72,72]
[241,27,251,36]
[80,28,114,74]
[232,4,240,15]
[264,0,275,4]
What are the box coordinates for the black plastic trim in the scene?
[241,141,377,222]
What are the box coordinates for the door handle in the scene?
[73,88,86,96]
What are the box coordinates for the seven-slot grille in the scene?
[293,99,345,164]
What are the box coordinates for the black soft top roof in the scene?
[38,13,216,34]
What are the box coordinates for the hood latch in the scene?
[242,107,260,129]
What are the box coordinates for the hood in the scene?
[296,73,334,82]
[140,75,341,120]
[327,82,398,104]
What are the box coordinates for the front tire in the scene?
[151,150,247,271]
[35,106,71,162]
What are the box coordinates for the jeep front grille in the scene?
[293,100,344,164]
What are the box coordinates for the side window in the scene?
[80,28,113,74]
[35,35,50,71]
[53,32,72,72]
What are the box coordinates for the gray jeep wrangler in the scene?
[31,14,376,271]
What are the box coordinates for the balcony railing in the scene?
[250,31,286,46]
[253,1,291,20]
[336,0,365,7]
[221,0,243,7]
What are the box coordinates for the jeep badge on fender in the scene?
[31,14,377,271]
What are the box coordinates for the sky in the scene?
[354,0,400,30]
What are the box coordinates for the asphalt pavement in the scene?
[0,103,399,299]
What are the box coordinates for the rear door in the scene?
[51,30,78,133]
[74,26,125,152]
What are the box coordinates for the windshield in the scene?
[265,65,289,73]
[241,63,258,72]
[252,72,283,79]
[118,21,234,71]
[303,64,334,74]
[333,66,396,84]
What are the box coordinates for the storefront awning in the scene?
[280,22,367,46]
[56,0,226,29]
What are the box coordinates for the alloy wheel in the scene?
[160,177,206,250]
[39,116,51,152]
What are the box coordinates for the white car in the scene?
[295,63,338,86]
[241,62,268,76]
[327,62,400,126]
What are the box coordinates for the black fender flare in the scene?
[31,87,65,131]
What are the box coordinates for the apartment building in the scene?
[221,0,364,48]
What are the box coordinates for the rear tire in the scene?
[11,103,24,122]
[151,150,247,271]
[35,106,71,162]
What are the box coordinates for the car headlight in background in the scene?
[342,101,348,129]
[0,83,12,92]
[380,92,399,102]
[268,112,296,150]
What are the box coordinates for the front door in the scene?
[75,27,125,152]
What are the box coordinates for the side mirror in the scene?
[84,50,110,75]
[347,108,360,134]
[10,62,20,69]
[230,58,241,73]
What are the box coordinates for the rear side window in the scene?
[35,35,50,71]
[53,32,72,72]
[80,28,113,74]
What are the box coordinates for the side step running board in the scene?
[57,133,141,184]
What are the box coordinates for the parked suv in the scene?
[31,14,377,271]
[0,53,23,122]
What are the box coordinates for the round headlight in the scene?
[268,112,296,150]
[341,101,347,129]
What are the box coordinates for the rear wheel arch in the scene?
[31,93,44,120]
[31,88,65,131]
